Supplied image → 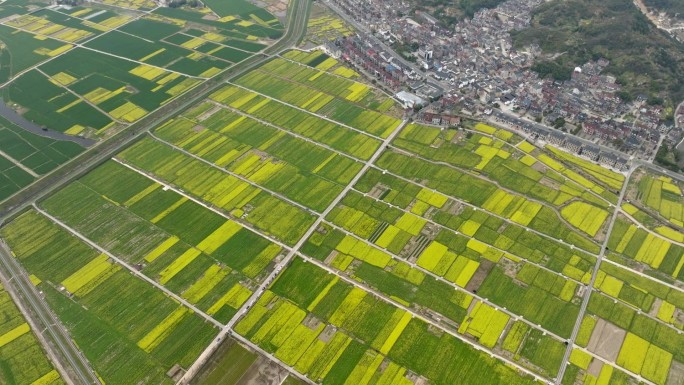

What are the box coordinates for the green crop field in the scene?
[153,6,283,40]
[635,172,684,229]
[0,119,84,174]
[0,1,282,138]
[192,339,258,385]
[36,159,284,322]
[117,137,315,244]
[0,116,84,201]
[0,210,218,385]
[236,258,538,385]
[231,56,402,138]
[0,153,34,201]
[0,282,65,385]
[0,45,680,385]
[153,103,363,212]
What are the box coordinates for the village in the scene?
[319,0,684,170]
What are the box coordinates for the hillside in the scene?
[643,0,684,18]
[511,0,684,105]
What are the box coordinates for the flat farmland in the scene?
[152,103,364,212]
[0,85,103,202]
[0,4,150,83]
[152,5,283,40]
[561,263,684,385]
[191,339,258,385]
[634,171,683,229]
[208,85,382,160]
[607,214,684,281]
[0,153,35,201]
[231,54,402,138]
[0,282,64,385]
[0,210,218,385]
[39,160,286,323]
[0,24,71,83]
[0,1,282,138]
[117,137,315,244]
[1,45,678,385]
[0,118,84,175]
[7,48,202,135]
[235,258,539,385]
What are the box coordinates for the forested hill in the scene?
[511,0,684,106]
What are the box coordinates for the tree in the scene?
[553,117,566,129]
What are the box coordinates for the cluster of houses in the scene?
[323,0,682,161]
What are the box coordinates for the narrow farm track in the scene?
[554,165,637,384]
[620,209,684,248]
[0,149,39,178]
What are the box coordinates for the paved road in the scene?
[0,241,100,385]
[633,159,684,183]
[489,110,632,162]
[554,165,636,384]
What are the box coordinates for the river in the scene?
[0,102,96,147]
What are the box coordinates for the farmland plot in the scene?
[0,210,218,385]
[235,258,538,385]
[153,6,283,40]
[154,107,363,211]
[607,215,684,282]
[353,169,598,277]
[208,85,382,160]
[0,282,65,385]
[0,120,84,175]
[578,284,684,385]
[118,137,315,244]
[374,148,601,252]
[38,160,283,322]
[636,173,683,228]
